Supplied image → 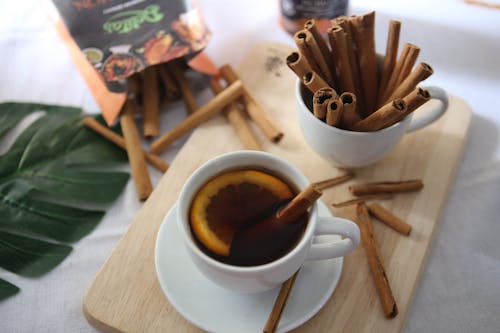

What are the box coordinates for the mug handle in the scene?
[406,86,449,133]
[307,217,360,260]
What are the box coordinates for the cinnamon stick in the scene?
[294,29,334,85]
[83,116,169,173]
[339,92,362,130]
[277,184,322,223]
[167,60,198,115]
[331,193,393,208]
[313,172,354,190]
[377,20,401,106]
[352,99,407,132]
[263,271,299,333]
[367,203,412,235]
[209,78,261,150]
[349,179,424,196]
[348,12,378,116]
[327,26,356,94]
[303,71,330,94]
[286,51,312,80]
[326,98,343,126]
[141,66,160,138]
[304,19,336,86]
[158,64,181,101]
[394,44,421,88]
[386,62,433,101]
[312,87,336,119]
[356,203,398,318]
[219,64,284,143]
[120,99,153,201]
[149,80,244,154]
[387,87,431,126]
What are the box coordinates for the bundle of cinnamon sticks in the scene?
[287,12,434,132]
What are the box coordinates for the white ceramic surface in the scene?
[175,151,359,292]
[296,82,449,168]
[155,202,343,333]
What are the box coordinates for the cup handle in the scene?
[307,217,360,260]
[407,86,449,133]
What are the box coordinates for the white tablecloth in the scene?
[1,0,499,332]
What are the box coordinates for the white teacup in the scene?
[176,151,360,293]
[296,82,449,168]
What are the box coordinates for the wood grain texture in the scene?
[83,42,472,333]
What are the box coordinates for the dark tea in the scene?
[188,167,309,266]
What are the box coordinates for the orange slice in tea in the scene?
[190,170,294,257]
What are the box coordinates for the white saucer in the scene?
[155,201,343,333]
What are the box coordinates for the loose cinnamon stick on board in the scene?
[303,71,330,94]
[326,98,343,126]
[167,60,198,115]
[327,26,356,94]
[386,62,433,101]
[294,29,334,85]
[149,80,244,154]
[141,66,160,138]
[158,64,181,101]
[263,271,299,333]
[286,51,312,80]
[312,87,336,119]
[120,99,153,201]
[348,12,378,116]
[209,78,261,150]
[356,203,398,318]
[83,116,169,173]
[304,19,337,86]
[331,193,393,208]
[313,172,354,190]
[219,64,284,143]
[367,203,412,235]
[349,179,424,196]
[377,20,401,106]
[339,92,362,130]
[352,99,407,132]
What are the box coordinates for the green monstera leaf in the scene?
[0,102,129,300]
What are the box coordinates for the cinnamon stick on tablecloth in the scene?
[286,51,312,80]
[83,117,169,173]
[167,60,198,115]
[209,78,261,150]
[339,92,362,130]
[263,271,299,333]
[377,20,401,106]
[150,80,244,154]
[120,98,153,201]
[367,203,412,235]
[141,66,160,138]
[356,203,398,318]
[348,12,378,116]
[349,179,424,196]
[352,99,407,132]
[219,64,284,143]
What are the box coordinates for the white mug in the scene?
[296,82,449,168]
[176,151,360,293]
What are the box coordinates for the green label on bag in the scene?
[103,4,164,34]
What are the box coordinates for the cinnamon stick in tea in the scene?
[303,71,330,94]
[286,51,312,80]
[349,179,424,196]
[209,78,261,150]
[158,64,181,101]
[120,99,153,201]
[294,29,334,85]
[150,80,244,154]
[327,26,356,94]
[326,98,343,126]
[263,271,299,333]
[304,19,336,86]
[377,20,401,106]
[386,62,433,101]
[367,203,412,235]
[339,92,362,130]
[83,116,169,173]
[313,172,354,190]
[219,64,284,143]
[141,66,160,138]
[331,193,393,208]
[313,87,336,119]
[352,99,407,132]
[356,203,398,318]
[348,12,378,116]
[167,60,198,115]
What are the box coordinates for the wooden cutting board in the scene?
[83,42,472,332]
